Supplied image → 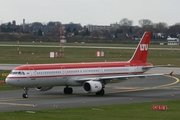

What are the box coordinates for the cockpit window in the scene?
[10,71,25,75]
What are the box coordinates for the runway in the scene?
[0,73,180,112]
[1,44,180,51]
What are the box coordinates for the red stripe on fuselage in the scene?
[14,62,152,70]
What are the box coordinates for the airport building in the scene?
[167,38,179,45]
[87,25,111,32]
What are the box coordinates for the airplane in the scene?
[5,31,171,98]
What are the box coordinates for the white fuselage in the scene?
[6,66,145,87]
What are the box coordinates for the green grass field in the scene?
[0,42,180,118]
[0,43,179,66]
[0,100,180,120]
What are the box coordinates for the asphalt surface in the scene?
[0,71,180,112]
[0,64,22,70]
[1,44,180,51]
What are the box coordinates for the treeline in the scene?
[0,33,165,45]
[0,18,180,43]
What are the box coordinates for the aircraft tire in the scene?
[64,87,68,94]
[64,87,73,94]
[22,93,28,98]
[68,88,73,94]
[96,89,105,96]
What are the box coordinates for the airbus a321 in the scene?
[5,31,170,98]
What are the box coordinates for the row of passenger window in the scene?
[10,68,129,76]
[36,71,61,75]
[36,68,129,75]
[104,69,129,72]
[36,70,99,75]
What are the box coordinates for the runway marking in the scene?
[0,94,77,102]
[0,102,34,107]
[107,75,180,94]
[152,75,179,89]
[0,98,30,101]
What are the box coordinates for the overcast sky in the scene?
[0,0,179,26]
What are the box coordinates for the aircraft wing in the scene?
[76,72,172,82]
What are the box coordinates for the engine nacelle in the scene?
[35,86,53,91]
[83,81,102,93]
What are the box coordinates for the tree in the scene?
[31,22,43,27]
[168,23,180,33]
[167,23,180,37]
[83,29,90,36]
[153,22,168,33]
[128,27,133,34]
[114,29,123,38]
[138,19,153,27]
[119,18,133,33]
[138,19,154,32]
[73,28,78,36]
[37,29,43,36]
[119,18,133,26]
[66,27,71,33]
[47,21,61,26]
[12,20,16,25]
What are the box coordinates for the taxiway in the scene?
[0,74,180,112]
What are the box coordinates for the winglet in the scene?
[170,71,173,76]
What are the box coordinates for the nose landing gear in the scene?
[22,87,29,98]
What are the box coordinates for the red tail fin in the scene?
[128,31,150,63]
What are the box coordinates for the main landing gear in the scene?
[21,86,104,98]
[22,87,29,98]
[96,89,105,96]
[64,86,73,94]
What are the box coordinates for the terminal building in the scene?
[167,38,179,45]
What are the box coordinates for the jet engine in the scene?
[83,81,102,93]
[35,86,53,91]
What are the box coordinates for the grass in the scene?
[0,100,180,120]
[0,45,180,66]
[0,83,20,90]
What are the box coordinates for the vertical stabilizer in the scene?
[128,31,150,63]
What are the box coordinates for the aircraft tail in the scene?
[128,31,150,63]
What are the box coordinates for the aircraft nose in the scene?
[5,77,25,87]
[5,77,11,85]
[5,77,15,86]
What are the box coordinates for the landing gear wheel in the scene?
[96,89,105,96]
[22,87,29,98]
[68,87,73,94]
[64,87,68,94]
[64,87,73,94]
[22,93,29,98]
